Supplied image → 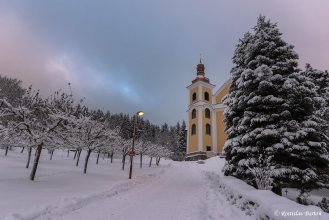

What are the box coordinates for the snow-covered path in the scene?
[50,162,250,220]
[0,150,251,220]
[63,163,204,220]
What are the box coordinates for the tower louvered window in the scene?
[192,92,197,101]
[205,108,211,119]
[204,92,209,101]
[192,109,196,119]
[191,124,196,135]
[206,124,211,135]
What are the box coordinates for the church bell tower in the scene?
[186,59,216,160]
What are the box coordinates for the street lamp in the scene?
[129,111,144,179]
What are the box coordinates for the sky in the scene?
[0,0,328,125]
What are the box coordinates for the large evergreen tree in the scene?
[223,15,329,194]
[302,64,329,138]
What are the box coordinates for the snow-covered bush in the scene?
[318,197,329,213]
[248,166,273,190]
[296,191,313,206]
[215,171,328,220]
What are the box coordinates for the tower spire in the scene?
[192,55,209,83]
[196,56,205,76]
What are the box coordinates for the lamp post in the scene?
[129,111,144,179]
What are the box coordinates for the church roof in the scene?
[213,78,232,97]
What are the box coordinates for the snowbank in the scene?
[215,171,327,219]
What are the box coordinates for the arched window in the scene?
[206,124,211,135]
[191,124,196,135]
[204,92,209,101]
[192,92,197,101]
[191,109,196,119]
[205,108,211,119]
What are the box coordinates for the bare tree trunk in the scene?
[21,147,25,153]
[149,157,152,167]
[122,154,126,170]
[74,150,78,160]
[140,153,143,168]
[83,149,92,174]
[96,150,100,164]
[156,157,161,166]
[76,149,82,166]
[30,143,43,181]
[67,149,70,157]
[26,147,32,168]
[110,151,113,163]
[5,146,9,156]
[50,149,54,160]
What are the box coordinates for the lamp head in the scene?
[137,111,144,116]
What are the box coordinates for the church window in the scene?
[204,92,209,101]
[192,109,196,119]
[192,92,197,101]
[205,108,211,119]
[206,124,211,135]
[191,124,196,135]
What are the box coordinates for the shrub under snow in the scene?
[216,172,328,220]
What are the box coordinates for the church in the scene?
[186,60,231,160]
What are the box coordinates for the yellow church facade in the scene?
[186,60,231,160]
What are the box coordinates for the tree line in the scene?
[0,75,187,181]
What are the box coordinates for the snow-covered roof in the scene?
[213,78,232,97]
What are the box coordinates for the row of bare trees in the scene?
[0,75,173,181]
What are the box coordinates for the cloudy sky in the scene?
[0,0,328,125]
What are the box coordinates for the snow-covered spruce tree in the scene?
[296,65,329,192]
[281,72,329,193]
[178,121,187,160]
[166,123,180,161]
[301,64,329,139]
[223,15,329,194]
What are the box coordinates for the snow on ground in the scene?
[1,148,328,220]
[0,148,251,220]
[283,187,329,205]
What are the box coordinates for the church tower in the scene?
[186,59,216,160]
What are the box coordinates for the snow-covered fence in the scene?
[216,173,328,220]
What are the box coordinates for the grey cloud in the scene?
[0,0,328,125]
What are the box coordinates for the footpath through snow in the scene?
[56,161,250,220]
[3,150,326,220]
[0,150,250,220]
